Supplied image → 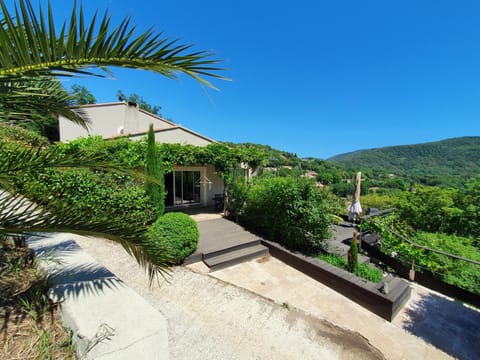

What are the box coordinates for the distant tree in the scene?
[69,84,96,105]
[117,90,161,115]
[457,176,480,239]
[145,124,165,217]
[332,182,353,198]
[394,186,461,234]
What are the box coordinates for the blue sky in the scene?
[49,1,480,159]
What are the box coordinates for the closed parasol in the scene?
[348,171,362,222]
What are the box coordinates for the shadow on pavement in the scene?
[28,235,125,300]
[402,292,480,360]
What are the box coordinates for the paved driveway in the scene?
[74,233,479,360]
[74,235,384,360]
[206,256,479,360]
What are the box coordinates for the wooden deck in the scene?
[185,214,269,271]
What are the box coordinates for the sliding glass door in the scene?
[165,170,201,207]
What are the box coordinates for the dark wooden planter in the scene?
[261,239,411,321]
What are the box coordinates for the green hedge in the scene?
[146,212,199,264]
[239,177,331,254]
[15,168,156,226]
[0,124,50,147]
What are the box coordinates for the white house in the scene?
[58,101,224,209]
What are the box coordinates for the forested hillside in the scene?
[328,137,480,186]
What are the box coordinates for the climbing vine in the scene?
[55,136,268,181]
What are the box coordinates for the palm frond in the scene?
[0,190,171,281]
[0,77,89,127]
[0,0,227,88]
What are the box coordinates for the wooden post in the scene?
[409,260,416,281]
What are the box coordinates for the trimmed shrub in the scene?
[146,212,199,264]
[240,177,331,254]
[0,124,50,147]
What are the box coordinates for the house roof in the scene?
[109,125,216,144]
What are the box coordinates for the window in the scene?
[165,170,201,207]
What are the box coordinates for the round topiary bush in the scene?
[145,212,199,265]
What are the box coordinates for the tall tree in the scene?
[69,84,96,105]
[145,124,165,217]
[0,0,225,278]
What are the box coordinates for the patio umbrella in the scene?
[348,171,362,222]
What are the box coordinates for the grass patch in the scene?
[317,253,383,283]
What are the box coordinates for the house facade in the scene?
[58,102,224,209]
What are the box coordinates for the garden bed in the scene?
[261,239,411,321]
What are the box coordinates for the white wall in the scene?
[205,165,225,207]
[59,103,174,142]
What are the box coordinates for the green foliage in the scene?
[145,212,199,264]
[145,124,165,217]
[56,136,146,168]
[17,114,59,142]
[15,168,156,226]
[0,0,226,85]
[362,215,480,294]
[158,142,267,182]
[0,124,49,147]
[332,182,353,198]
[317,253,383,283]
[52,137,267,186]
[278,167,303,177]
[360,193,396,210]
[329,137,480,188]
[225,178,249,221]
[348,234,359,272]
[393,185,464,235]
[0,0,226,279]
[68,84,96,105]
[226,142,346,185]
[240,177,332,253]
[0,78,79,141]
[457,176,480,239]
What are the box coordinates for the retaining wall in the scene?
[261,239,411,321]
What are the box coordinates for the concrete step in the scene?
[203,239,263,259]
[204,243,269,272]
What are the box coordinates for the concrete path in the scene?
[28,234,169,360]
[73,235,384,360]
[326,223,369,263]
[204,256,480,360]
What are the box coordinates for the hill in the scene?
[328,137,480,186]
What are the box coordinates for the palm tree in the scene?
[0,0,226,279]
